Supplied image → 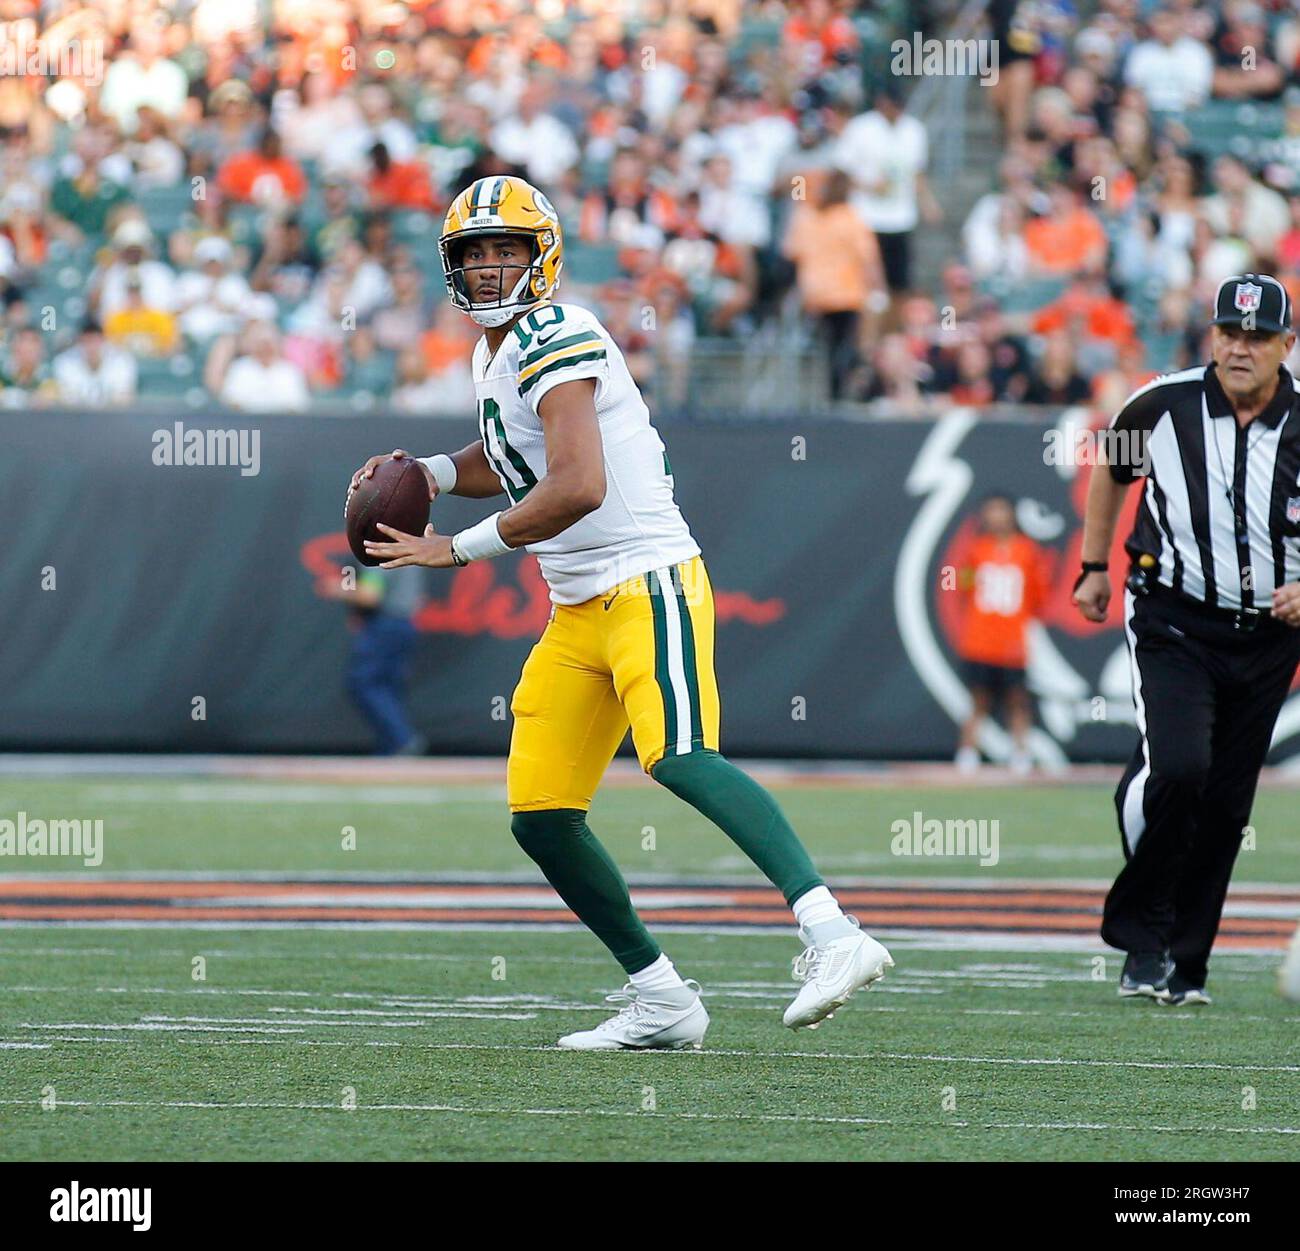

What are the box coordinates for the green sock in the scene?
[511,808,661,975]
[651,749,824,904]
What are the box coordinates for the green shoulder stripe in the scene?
[518,349,607,396]
[518,332,603,372]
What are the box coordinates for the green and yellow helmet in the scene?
[438,175,564,327]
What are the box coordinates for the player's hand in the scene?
[364,522,454,569]
[1271,582,1300,627]
[1072,570,1111,623]
[349,449,438,501]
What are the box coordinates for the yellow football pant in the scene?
[508,555,721,812]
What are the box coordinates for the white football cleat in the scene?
[557,981,709,1051]
[783,923,894,1030]
[1279,923,1300,1004]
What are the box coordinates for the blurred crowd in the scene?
[2,0,1299,416]
[0,0,887,411]
[884,0,1300,417]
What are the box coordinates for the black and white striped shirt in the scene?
[1108,363,1300,611]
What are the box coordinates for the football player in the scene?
[352,175,892,1049]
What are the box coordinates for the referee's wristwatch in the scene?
[1072,560,1108,593]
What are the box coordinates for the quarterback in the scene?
[352,175,892,1049]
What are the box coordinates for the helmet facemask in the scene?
[441,230,550,328]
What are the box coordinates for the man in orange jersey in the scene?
[953,493,1049,774]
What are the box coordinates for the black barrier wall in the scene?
[4,409,1300,763]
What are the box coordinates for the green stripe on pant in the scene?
[670,565,704,750]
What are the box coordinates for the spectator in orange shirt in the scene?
[217,129,307,207]
[1031,273,1138,353]
[1023,183,1107,275]
[782,0,860,74]
[366,142,438,213]
[782,168,883,399]
[953,494,1050,774]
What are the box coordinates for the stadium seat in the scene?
[981,275,1068,314]
[135,184,198,234]
[732,19,783,60]
[393,211,436,245]
[1176,101,1286,160]
[342,349,397,398]
[135,353,198,398]
[1140,329,1181,373]
[227,204,265,246]
[565,244,623,285]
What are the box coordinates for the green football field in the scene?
[1,769,1298,1162]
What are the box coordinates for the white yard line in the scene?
[0,1094,1294,1136]
[6,1031,1299,1074]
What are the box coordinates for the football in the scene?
[345,457,431,567]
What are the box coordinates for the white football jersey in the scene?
[470,300,699,605]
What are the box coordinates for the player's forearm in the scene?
[1080,459,1131,563]
[434,443,504,498]
[496,468,605,547]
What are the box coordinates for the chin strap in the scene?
[467,267,543,327]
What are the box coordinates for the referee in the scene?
[1073,273,1300,1006]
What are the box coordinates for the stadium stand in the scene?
[0,1,1298,416]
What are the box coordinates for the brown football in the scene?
[345,457,431,567]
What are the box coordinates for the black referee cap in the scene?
[1210,273,1293,335]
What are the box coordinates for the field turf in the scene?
[0,770,1297,1162]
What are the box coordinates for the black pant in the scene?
[818,310,860,400]
[875,229,912,292]
[1103,585,1300,986]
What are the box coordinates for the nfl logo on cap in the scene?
[1233,282,1262,313]
[1212,272,1293,333]
[1289,496,1300,526]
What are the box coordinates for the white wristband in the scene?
[418,454,457,495]
[452,511,513,563]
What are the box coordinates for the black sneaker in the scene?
[1159,974,1212,1008]
[1118,951,1174,1000]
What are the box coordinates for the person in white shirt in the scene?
[53,320,137,406]
[712,87,798,204]
[321,83,417,180]
[833,84,939,293]
[174,236,254,344]
[489,83,580,187]
[1201,154,1291,260]
[273,71,364,165]
[123,105,185,188]
[98,18,188,135]
[1122,6,1213,114]
[94,218,177,319]
[697,152,772,249]
[217,321,310,412]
